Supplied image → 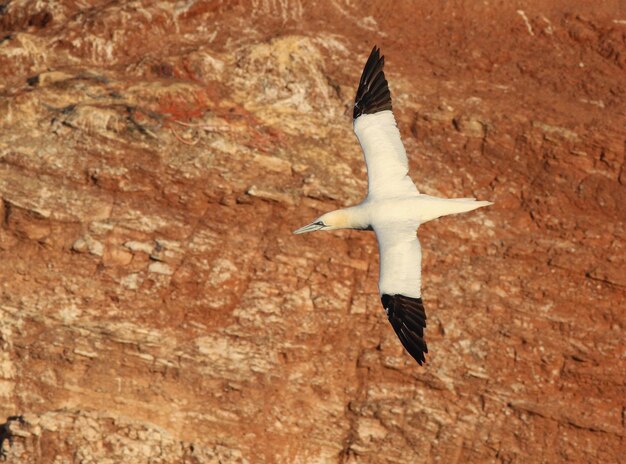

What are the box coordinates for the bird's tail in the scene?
[447,198,494,213]
[416,196,493,223]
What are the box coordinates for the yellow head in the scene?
[293,210,350,234]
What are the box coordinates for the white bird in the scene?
[294,46,493,365]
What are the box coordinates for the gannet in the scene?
[294,46,493,365]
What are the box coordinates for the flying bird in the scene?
[294,46,493,365]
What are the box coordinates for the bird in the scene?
[293,46,493,365]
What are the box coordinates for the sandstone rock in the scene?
[246,185,296,205]
[452,115,486,137]
[72,235,104,256]
[147,262,174,276]
[252,154,293,174]
[102,246,133,267]
[0,1,624,463]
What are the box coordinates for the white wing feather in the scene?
[354,111,419,200]
[374,223,422,298]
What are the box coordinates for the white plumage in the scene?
[294,46,493,365]
[374,220,423,299]
[354,111,419,199]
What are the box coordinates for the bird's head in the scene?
[293,210,349,234]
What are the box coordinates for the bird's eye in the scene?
[315,221,325,226]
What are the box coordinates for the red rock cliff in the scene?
[0,1,624,462]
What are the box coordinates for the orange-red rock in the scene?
[0,1,624,463]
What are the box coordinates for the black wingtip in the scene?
[381,294,428,365]
[353,46,393,120]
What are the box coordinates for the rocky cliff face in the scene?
[0,1,624,462]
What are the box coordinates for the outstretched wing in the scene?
[375,224,428,365]
[353,46,419,200]
[381,294,428,365]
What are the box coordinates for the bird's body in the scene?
[343,194,490,230]
[294,47,493,365]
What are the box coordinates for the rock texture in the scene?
[1,0,625,462]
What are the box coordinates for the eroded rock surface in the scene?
[0,1,624,462]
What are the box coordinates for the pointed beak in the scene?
[293,222,324,234]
